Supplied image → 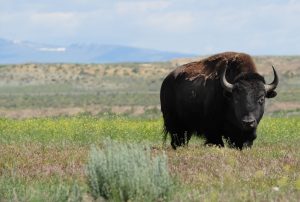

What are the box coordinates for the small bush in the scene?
[86,140,174,201]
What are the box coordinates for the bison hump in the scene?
[176,52,257,81]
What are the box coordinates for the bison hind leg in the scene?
[170,131,192,150]
[162,117,192,149]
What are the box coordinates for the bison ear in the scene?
[266,90,277,98]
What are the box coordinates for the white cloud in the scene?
[144,12,195,32]
[30,12,78,28]
[0,10,82,44]
[0,0,300,54]
[116,1,171,14]
[12,39,22,44]
[38,47,66,52]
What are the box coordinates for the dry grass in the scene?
[1,56,299,86]
[0,143,87,180]
[0,117,299,201]
[0,105,160,119]
[1,142,299,201]
[0,63,172,86]
[0,57,300,118]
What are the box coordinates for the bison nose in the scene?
[242,119,256,129]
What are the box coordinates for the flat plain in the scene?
[0,56,299,201]
[0,56,299,118]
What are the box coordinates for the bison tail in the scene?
[162,131,168,147]
[162,125,169,145]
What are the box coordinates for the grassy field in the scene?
[0,57,299,201]
[0,56,300,117]
[0,116,299,201]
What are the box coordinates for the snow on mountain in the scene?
[0,38,195,64]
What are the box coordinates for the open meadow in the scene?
[0,116,300,201]
[0,56,300,118]
[0,56,300,201]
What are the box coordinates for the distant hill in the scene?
[0,38,195,64]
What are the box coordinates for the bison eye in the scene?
[258,96,265,105]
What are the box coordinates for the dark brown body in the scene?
[160,52,278,149]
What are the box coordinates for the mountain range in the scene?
[0,38,195,64]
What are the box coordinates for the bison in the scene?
[160,52,278,149]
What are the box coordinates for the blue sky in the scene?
[0,0,299,55]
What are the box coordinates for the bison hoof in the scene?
[204,139,224,148]
[171,143,177,150]
[205,143,224,148]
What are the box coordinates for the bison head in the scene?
[221,66,278,132]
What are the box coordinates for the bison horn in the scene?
[264,66,279,93]
[221,67,233,92]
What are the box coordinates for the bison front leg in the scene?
[204,132,224,147]
[226,131,257,150]
[171,132,191,150]
[170,134,179,149]
[226,139,244,150]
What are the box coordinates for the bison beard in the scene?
[160,52,278,150]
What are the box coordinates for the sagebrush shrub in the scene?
[86,140,174,201]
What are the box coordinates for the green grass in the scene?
[0,177,82,202]
[0,62,299,112]
[86,141,174,201]
[0,92,160,108]
[0,116,299,201]
[0,116,162,144]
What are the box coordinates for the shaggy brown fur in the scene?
[161,51,278,150]
[174,52,258,82]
